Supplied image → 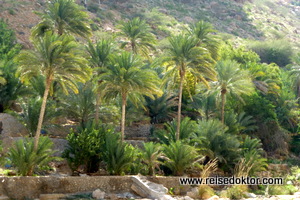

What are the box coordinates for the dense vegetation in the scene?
[0,0,299,198]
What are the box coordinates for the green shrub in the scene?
[221,185,248,199]
[141,142,162,176]
[62,124,110,173]
[8,136,59,176]
[104,133,137,175]
[249,39,293,67]
[193,119,240,171]
[155,117,197,144]
[163,141,202,176]
[269,185,297,195]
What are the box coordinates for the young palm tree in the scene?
[15,31,90,150]
[214,60,255,124]
[32,0,91,38]
[188,20,220,61]
[100,51,161,141]
[165,34,216,141]
[118,17,156,58]
[86,39,114,123]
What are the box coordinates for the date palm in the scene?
[165,33,216,141]
[100,51,161,141]
[15,31,90,150]
[86,39,114,123]
[214,60,255,124]
[32,0,91,38]
[118,17,156,58]
[188,20,220,61]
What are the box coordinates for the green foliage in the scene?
[8,136,59,176]
[103,133,137,175]
[140,142,162,175]
[118,17,156,57]
[240,136,268,176]
[269,185,298,195]
[194,119,240,170]
[62,124,109,173]
[155,117,197,144]
[249,39,294,67]
[0,141,5,167]
[221,185,248,199]
[145,93,177,124]
[0,19,20,60]
[19,97,61,136]
[162,140,202,176]
[32,0,91,38]
[61,82,95,127]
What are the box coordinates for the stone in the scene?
[0,113,28,139]
[39,194,66,200]
[207,195,219,200]
[246,192,257,198]
[92,189,105,199]
[186,187,198,199]
[294,192,300,198]
[183,196,193,200]
[0,196,9,200]
[131,176,174,200]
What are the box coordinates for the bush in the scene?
[140,142,162,175]
[162,141,202,176]
[249,39,293,67]
[193,119,240,171]
[221,185,248,199]
[104,133,137,175]
[155,117,197,144]
[8,137,59,176]
[62,124,110,173]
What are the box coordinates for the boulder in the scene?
[92,189,105,199]
[0,113,28,139]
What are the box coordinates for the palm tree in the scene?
[15,31,90,150]
[214,60,255,124]
[165,33,216,141]
[32,0,91,38]
[86,39,114,123]
[188,20,220,61]
[118,17,156,58]
[100,51,161,141]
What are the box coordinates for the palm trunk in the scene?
[95,92,101,124]
[121,93,127,142]
[176,72,184,141]
[34,76,52,151]
[221,89,226,124]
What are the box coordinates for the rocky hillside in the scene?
[0,0,299,48]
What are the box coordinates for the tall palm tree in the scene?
[118,17,156,58]
[165,33,216,141]
[214,60,255,124]
[15,31,90,150]
[86,39,114,123]
[32,0,91,38]
[188,20,220,61]
[100,51,161,141]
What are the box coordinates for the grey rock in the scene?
[92,189,105,199]
[0,113,28,139]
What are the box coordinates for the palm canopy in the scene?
[164,33,216,141]
[15,31,90,149]
[118,17,156,57]
[16,32,90,94]
[100,51,162,141]
[86,39,114,74]
[188,20,220,61]
[165,34,216,87]
[32,0,91,38]
[213,59,255,123]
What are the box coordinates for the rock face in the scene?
[0,113,28,139]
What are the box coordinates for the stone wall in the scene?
[0,176,133,200]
